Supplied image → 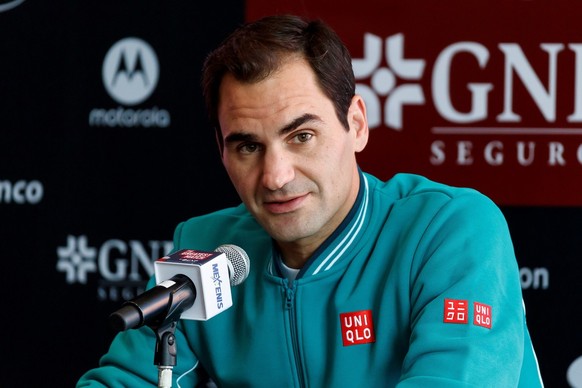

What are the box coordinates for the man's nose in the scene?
[261,149,295,191]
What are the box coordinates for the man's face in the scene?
[217,57,368,257]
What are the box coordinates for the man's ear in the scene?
[349,95,369,152]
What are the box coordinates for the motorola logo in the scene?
[102,37,159,106]
[569,355,582,387]
[89,37,170,128]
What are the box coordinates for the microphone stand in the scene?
[145,276,196,388]
[151,320,178,388]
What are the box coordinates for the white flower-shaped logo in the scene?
[56,235,97,284]
[353,33,426,130]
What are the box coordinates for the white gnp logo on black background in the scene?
[102,37,159,106]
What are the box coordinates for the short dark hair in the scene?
[202,14,356,149]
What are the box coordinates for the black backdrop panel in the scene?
[0,2,243,387]
[503,206,582,387]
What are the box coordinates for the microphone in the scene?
[109,244,250,332]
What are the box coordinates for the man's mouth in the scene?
[263,194,308,214]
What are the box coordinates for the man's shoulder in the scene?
[365,172,502,226]
[173,203,268,251]
[186,203,251,222]
[179,203,260,233]
[368,172,489,203]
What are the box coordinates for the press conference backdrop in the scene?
[0,1,580,386]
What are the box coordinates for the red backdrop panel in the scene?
[247,0,582,206]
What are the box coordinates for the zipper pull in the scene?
[285,284,295,310]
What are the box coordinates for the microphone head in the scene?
[216,244,251,286]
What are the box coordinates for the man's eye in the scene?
[294,133,313,143]
[238,143,260,154]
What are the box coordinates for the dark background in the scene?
[0,1,579,387]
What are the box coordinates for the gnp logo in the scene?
[353,33,582,131]
[89,37,170,128]
[354,34,426,130]
[353,33,582,168]
[57,235,173,302]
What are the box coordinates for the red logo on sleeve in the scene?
[473,302,492,329]
[340,310,376,346]
[443,299,468,324]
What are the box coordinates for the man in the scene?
[78,14,543,387]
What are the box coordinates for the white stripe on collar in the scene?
[311,174,370,275]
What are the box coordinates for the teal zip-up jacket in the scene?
[78,172,543,387]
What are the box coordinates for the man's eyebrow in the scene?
[223,113,323,145]
[279,113,323,135]
[224,132,257,145]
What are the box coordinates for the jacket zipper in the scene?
[285,282,306,388]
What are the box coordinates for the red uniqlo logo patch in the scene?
[473,302,492,329]
[340,310,376,346]
[443,299,468,324]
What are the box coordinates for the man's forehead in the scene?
[219,56,315,95]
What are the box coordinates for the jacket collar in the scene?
[270,169,371,280]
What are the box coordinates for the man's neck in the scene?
[277,170,364,269]
[277,240,319,269]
